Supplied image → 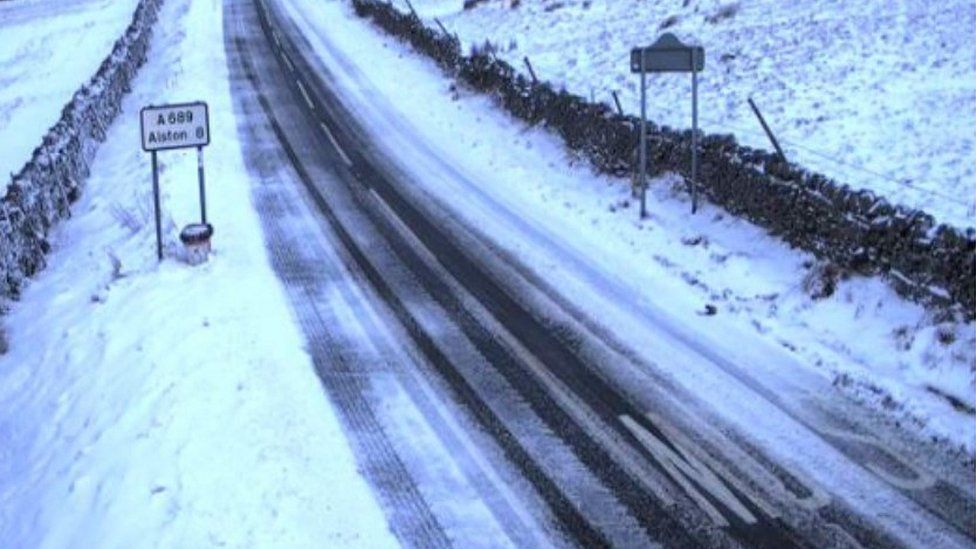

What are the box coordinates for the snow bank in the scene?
[0,0,397,545]
[0,0,162,311]
[351,0,976,322]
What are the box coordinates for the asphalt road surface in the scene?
[222,0,976,546]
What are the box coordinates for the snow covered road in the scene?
[220,0,976,546]
[224,6,552,544]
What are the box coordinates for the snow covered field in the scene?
[289,0,975,452]
[413,0,976,228]
[0,0,140,190]
[0,0,395,546]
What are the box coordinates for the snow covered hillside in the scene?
[415,0,976,228]
[0,0,395,546]
[0,0,140,190]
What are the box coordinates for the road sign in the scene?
[140,102,210,152]
[630,34,705,217]
[140,101,212,261]
[630,33,704,73]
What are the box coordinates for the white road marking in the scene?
[272,30,282,49]
[281,51,295,73]
[643,410,797,518]
[296,79,314,110]
[320,122,353,167]
[620,414,758,527]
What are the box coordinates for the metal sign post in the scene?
[197,145,207,224]
[140,101,211,261]
[639,49,648,218]
[630,33,705,217]
[151,150,163,261]
[691,48,699,213]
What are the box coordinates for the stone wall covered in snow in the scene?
[0,0,163,307]
[351,0,976,320]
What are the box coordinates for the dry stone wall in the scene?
[0,0,164,307]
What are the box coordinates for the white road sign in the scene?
[141,102,210,152]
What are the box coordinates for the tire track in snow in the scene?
[222,5,449,546]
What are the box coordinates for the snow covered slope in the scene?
[0,0,396,545]
[417,0,976,228]
[0,0,141,190]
